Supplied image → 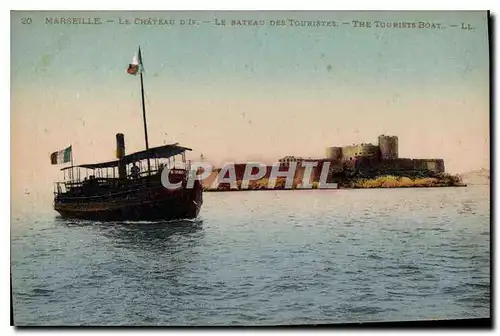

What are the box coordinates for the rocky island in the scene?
[201,134,467,192]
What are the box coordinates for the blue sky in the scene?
[12,11,488,94]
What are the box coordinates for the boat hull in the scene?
[54,179,203,221]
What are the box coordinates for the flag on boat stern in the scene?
[127,47,143,75]
[50,146,72,165]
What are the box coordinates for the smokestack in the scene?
[116,133,126,179]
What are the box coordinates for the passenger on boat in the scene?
[131,162,140,179]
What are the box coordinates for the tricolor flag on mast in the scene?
[50,146,72,165]
[127,47,143,75]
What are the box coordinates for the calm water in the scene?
[11,186,490,326]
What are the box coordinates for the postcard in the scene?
[10,10,490,326]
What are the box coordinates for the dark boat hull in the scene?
[54,177,203,221]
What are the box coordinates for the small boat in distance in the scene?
[51,47,203,221]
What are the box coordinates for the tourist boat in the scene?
[51,47,203,221]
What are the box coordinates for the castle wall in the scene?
[352,157,445,176]
[203,170,220,188]
[204,163,305,189]
[203,160,347,189]
[341,144,378,161]
[325,147,343,160]
[309,159,343,183]
[417,159,445,173]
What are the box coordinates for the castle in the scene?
[279,135,445,183]
[204,135,446,189]
[323,134,444,176]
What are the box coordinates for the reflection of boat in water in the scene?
[57,218,204,254]
[51,47,203,221]
[109,219,204,246]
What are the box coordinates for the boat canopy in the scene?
[61,144,192,170]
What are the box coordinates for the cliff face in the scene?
[202,164,315,189]
[459,169,490,185]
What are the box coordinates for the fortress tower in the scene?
[378,135,398,160]
[325,147,343,160]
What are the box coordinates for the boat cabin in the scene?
[54,142,192,197]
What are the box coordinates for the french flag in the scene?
[127,47,143,75]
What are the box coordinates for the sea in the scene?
[11,186,490,326]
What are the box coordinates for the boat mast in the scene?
[70,143,74,181]
[138,46,151,173]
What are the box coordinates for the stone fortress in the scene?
[323,134,444,176]
[280,134,445,183]
[204,135,446,189]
